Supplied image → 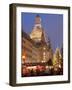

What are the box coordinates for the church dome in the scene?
[30,15,44,42]
[30,15,49,45]
[30,26,43,42]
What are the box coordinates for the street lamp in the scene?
[22,55,26,64]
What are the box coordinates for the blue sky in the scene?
[21,13,63,52]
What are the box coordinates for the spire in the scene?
[35,14,41,24]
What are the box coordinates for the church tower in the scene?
[30,15,45,43]
[30,15,53,63]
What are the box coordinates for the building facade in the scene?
[22,31,40,64]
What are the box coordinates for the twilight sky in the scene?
[21,13,63,52]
